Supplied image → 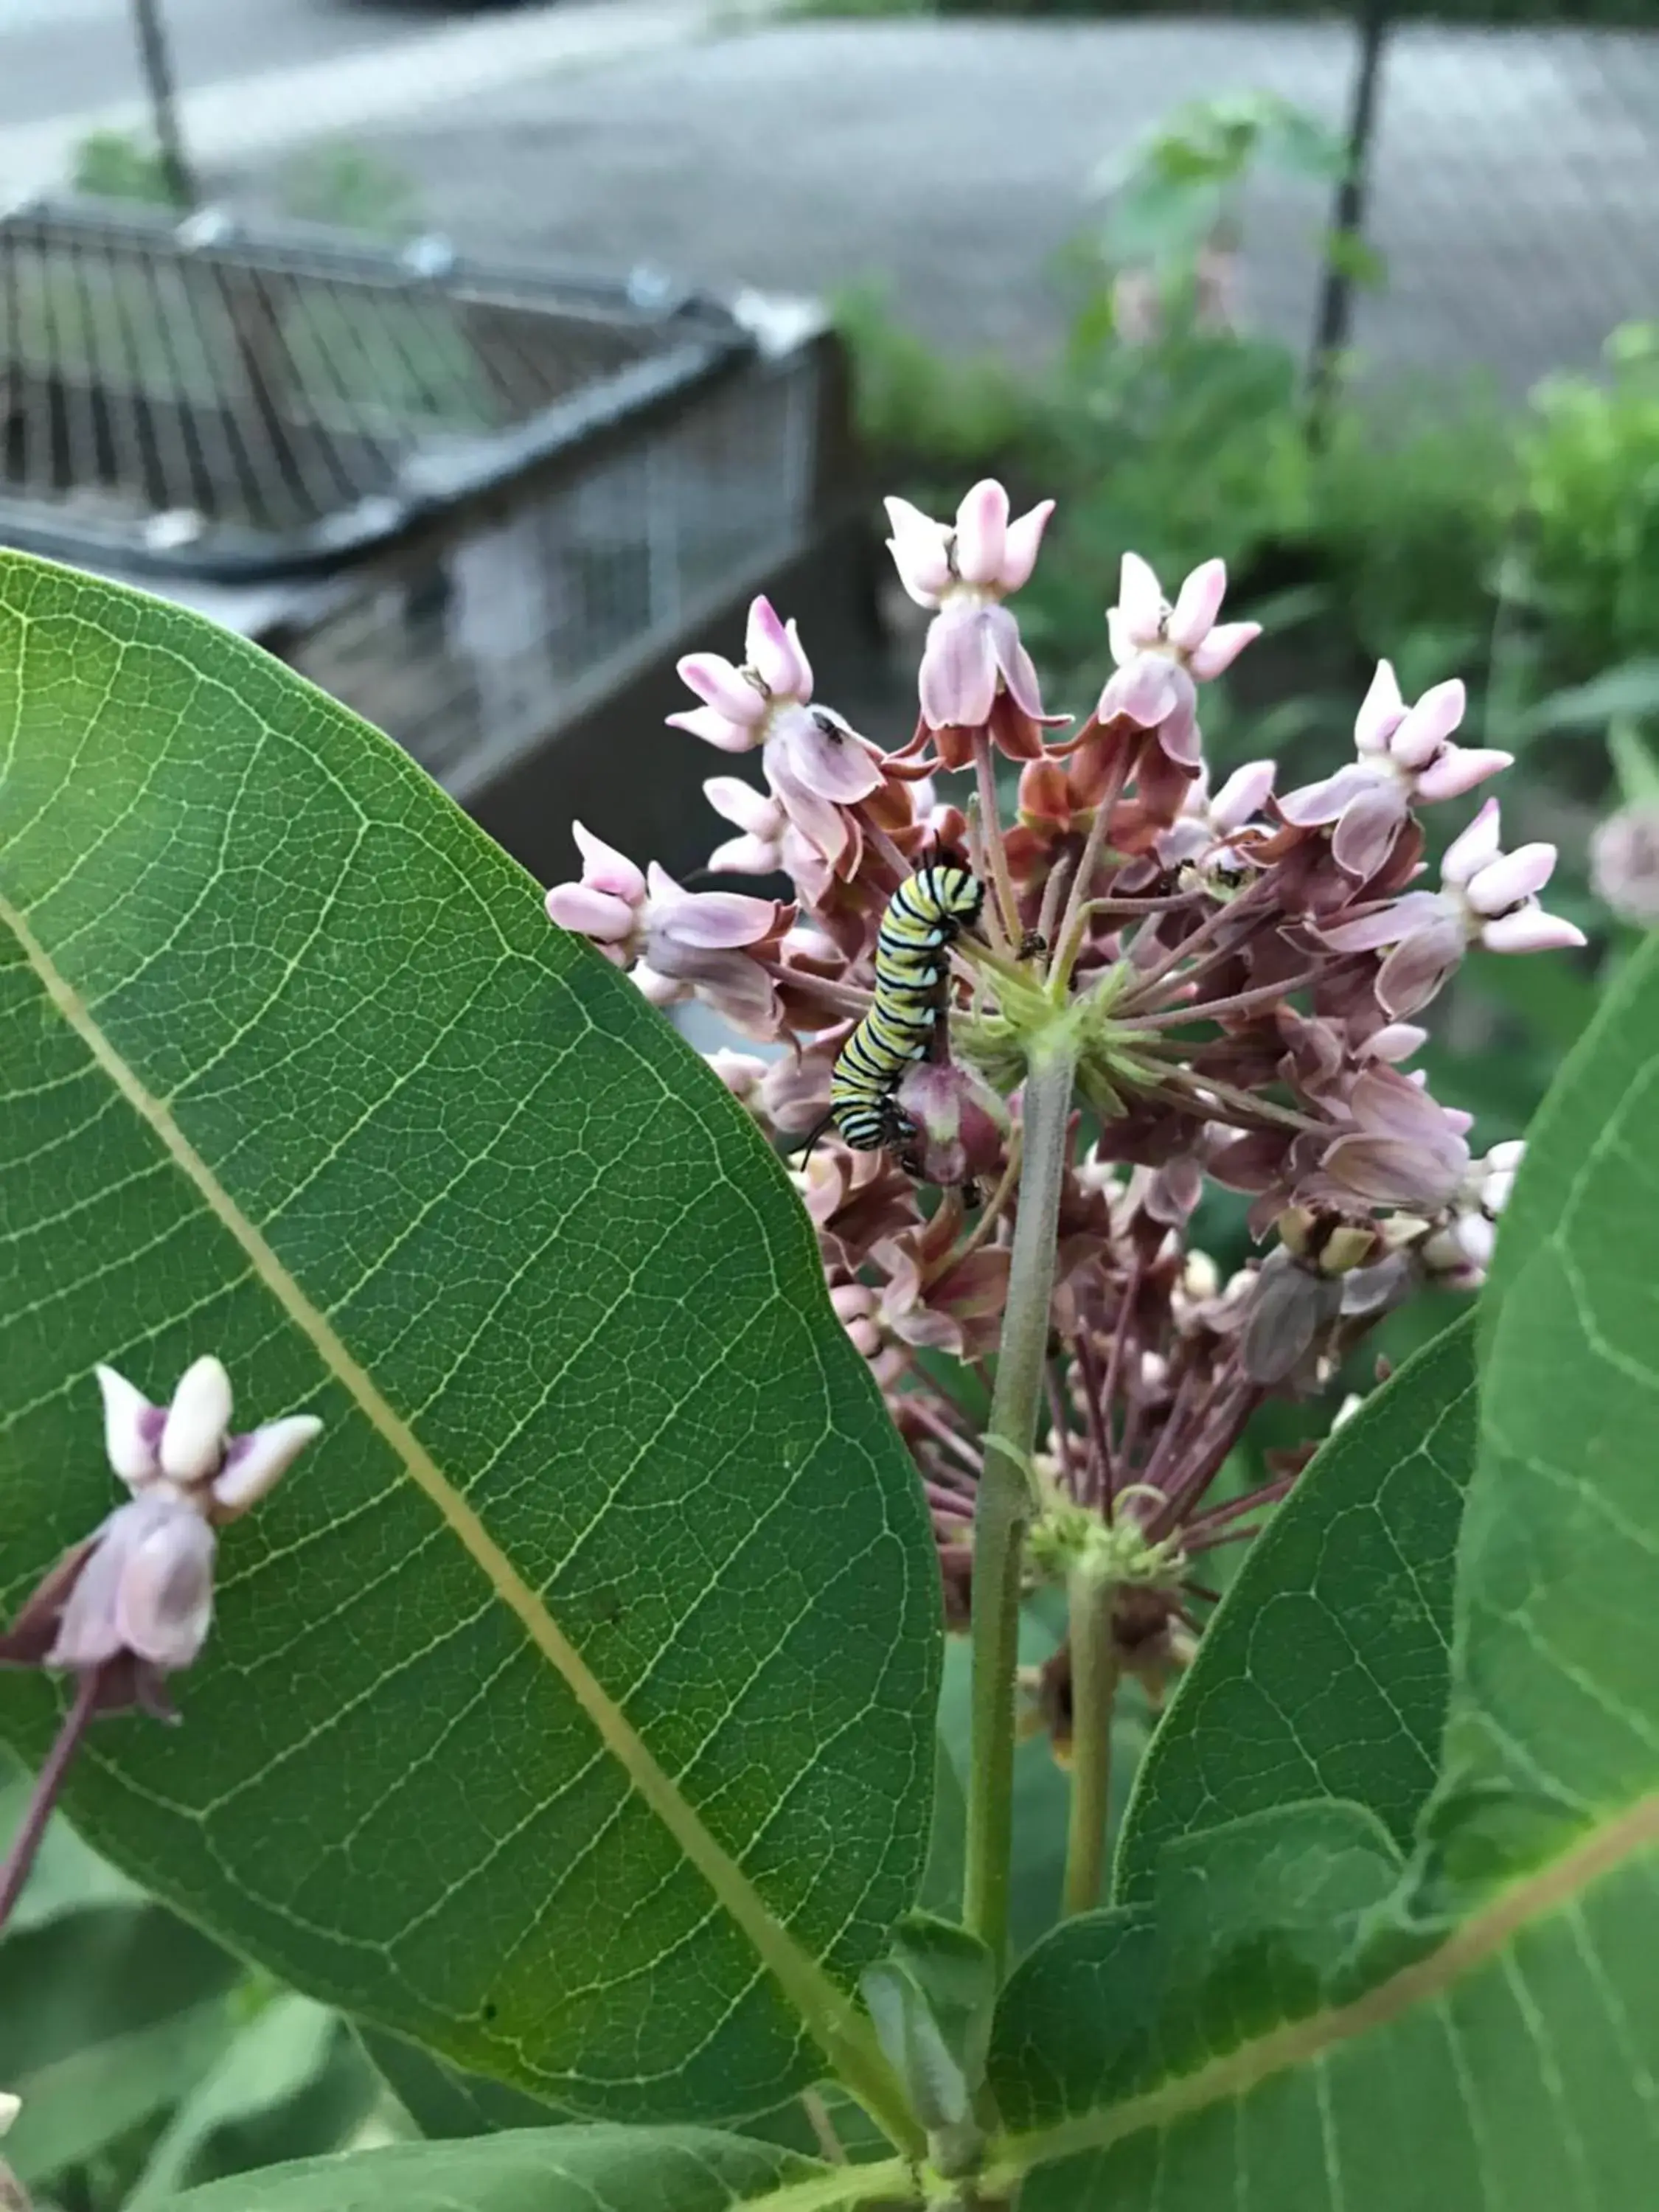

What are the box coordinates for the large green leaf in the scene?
[0,552,936,2129]
[977,940,1659,2206]
[146,2128,865,2212]
[1117,1315,1478,1896]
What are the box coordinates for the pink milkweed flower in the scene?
[1318,799,1586,1017]
[669,598,883,867]
[0,1359,321,1719]
[543,823,648,967]
[633,864,794,1036]
[1315,1067,1472,1213]
[885,481,1058,760]
[702,775,835,905]
[1096,553,1260,768]
[1279,661,1512,880]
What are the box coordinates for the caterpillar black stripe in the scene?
[826,859,985,1155]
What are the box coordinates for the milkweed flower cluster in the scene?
[543,484,1584,1715]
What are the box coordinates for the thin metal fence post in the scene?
[1307,0,1393,443]
[131,0,199,212]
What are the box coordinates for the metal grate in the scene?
[0,198,751,580]
[288,340,824,799]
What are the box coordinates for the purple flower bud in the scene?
[1099,553,1259,765]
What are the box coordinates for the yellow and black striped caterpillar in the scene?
[824,858,985,1155]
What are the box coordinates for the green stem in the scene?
[1061,1567,1119,1917]
[964,1035,1079,1965]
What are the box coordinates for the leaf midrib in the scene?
[0,886,916,2152]
[987,1790,1659,2189]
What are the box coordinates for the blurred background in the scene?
[1,0,1656,2198]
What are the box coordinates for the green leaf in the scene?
[0,552,936,2132]
[128,1997,378,2205]
[360,2028,566,2139]
[974,947,1659,2207]
[860,1916,995,2137]
[0,1901,243,2184]
[144,2128,876,2212]
[1116,1315,1478,1896]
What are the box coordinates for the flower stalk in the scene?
[1060,1563,1120,1918]
[964,1032,1079,1964]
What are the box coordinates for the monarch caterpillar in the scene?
[822,858,985,1157]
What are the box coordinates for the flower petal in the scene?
[1388,678,1466,769]
[744,596,811,700]
[998,498,1055,591]
[1440,796,1503,888]
[1354,658,1405,754]
[1167,557,1228,650]
[96,1364,162,1489]
[678,652,767,727]
[1211,758,1276,829]
[884,495,954,608]
[1315,897,1427,954]
[1186,619,1260,681]
[114,1507,217,1670]
[775,706,883,803]
[1098,651,1180,733]
[1375,914,1467,1016]
[1466,842,1559,916]
[213,1416,322,1517]
[571,821,646,902]
[953,479,1010,588]
[1413,745,1512,802]
[1478,908,1588,954]
[1331,782,1408,878]
[919,605,1000,731]
[1116,551,1166,644]
[666,704,757,753]
[545,884,639,943]
[160,1357,232,1486]
[703,774,779,835]
[1278,759,1385,827]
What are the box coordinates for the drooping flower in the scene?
[546,841,793,1034]
[1318,799,1586,1016]
[1096,554,1259,767]
[893,1059,1011,1192]
[1279,662,1512,880]
[0,1360,321,1719]
[885,480,1058,762]
[631,865,794,1035]
[1314,1066,1472,1211]
[1413,1138,1525,1283]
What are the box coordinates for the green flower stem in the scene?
[964,1033,1079,1965]
[1061,1564,1120,1918]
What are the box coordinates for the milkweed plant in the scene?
[0,488,1652,2212]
